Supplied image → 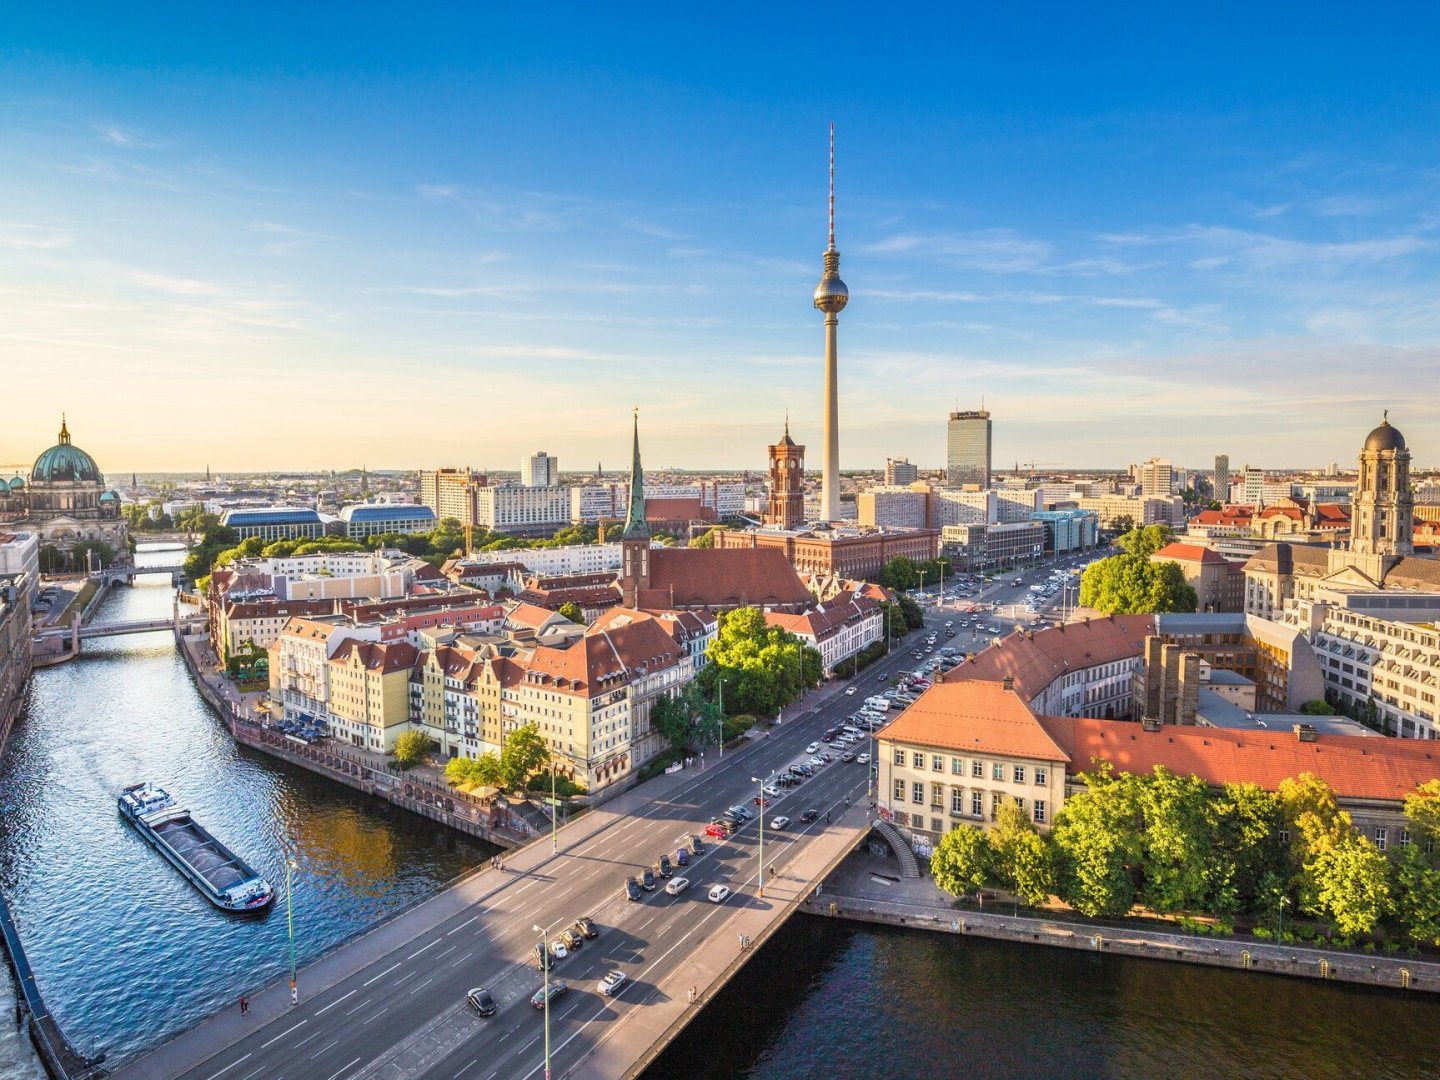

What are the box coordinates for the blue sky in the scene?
[2,5,1438,474]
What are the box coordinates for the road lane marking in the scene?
[408,976,435,996]
[407,938,441,959]
[435,943,459,961]
[448,951,473,968]
[296,1029,325,1048]
[260,1019,308,1048]
[362,962,401,986]
[454,1060,478,1078]
[314,988,358,1015]
[446,916,479,936]
[309,1039,340,1060]
[324,1057,362,1080]
[363,1007,388,1024]
[202,1054,251,1080]
[238,1067,266,1080]
[395,971,417,987]
[344,997,372,1016]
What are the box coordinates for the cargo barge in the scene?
[118,782,275,912]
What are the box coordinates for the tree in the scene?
[1388,843,1440,946]
[1299,699,1338,716]
[895,594,925,629]
[931,825,990,900]
[445,753,504,788]
[557,602,585,625]
[1115,524,1174,558]
[499,722,550,790]
[1310,826,1391,936]
[1136,766,1212,913]
[877,556,919,592]
[689,527,726,549]
[1278,772,1345,913]
[990,801,1054,907]
[1109,514,1136,536]
[1204,782,1285,917]
[1402,778,1440,843]
[705,607,823,716]
[1050,766,1144,918]
[1078,554,1197,615]
[392,729,432,768]
[650,682,721,753]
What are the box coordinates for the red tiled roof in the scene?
[524,615,681,696]
[638,548,812,610]
[1040,717,1440,803]
[1154,542,1228,564]
[945,615,1155,701]
[877,680,1071,763]
[330,638,419,674]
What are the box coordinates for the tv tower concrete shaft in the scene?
[813,123,848,522]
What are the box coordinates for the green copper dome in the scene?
[7,475,22,490]
[31,419,103,485]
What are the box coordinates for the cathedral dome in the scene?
[7,475,23,490]
[31,419,103,485]
[1363,416,1406,453]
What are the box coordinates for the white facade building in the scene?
[520,451,559,488]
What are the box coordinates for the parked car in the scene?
[549,940,569,960]
[466,986,497,1017]
[841,751,856,763]
[705,822,731,839]
[625,877,643,902]
[800,809,819,823]
[574,917,598,939]
[665,876,691,896]
[559,928,583,951]
[598,970,628,997]
[641,867,657,890]
[805,742,820,754]
[770,815,791,830]
[753,795,771,808]
[658,854,673,878]
[728,805,754,820]
[708,884,731,903]
[676,847,690,866]
[534,942,552,970]
[531,981,567,1009]
[688,835,705,854]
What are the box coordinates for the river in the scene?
[4,550,1440,1079]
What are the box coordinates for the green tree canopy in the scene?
[392,729,432,767]
[1204,782,1285,918]
[1077,554,1197,615]
[650,680,723,753]
[557,602,585,625]
[445,753,504,789]
[1136,767,1213,913]
[877,556,919,592]
[1108,514,1136,536]
[1114,524,1175,557]
[499,722,551,790]
[1050,766,1145,918]
[931,825,990,900]
[1403,778,1440,842]
[990,801,1055,907]
[703,607,823,716]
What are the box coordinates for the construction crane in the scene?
[1019,461,1062,479]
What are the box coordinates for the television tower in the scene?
[813,122,848,522]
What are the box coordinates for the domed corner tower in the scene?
[23,417,131,564]
[1341,412,1414,581]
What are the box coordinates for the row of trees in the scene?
[1077,524,1197,615]
[876,555,954,593]
[931,767,1440,944]
[440,722,552,792]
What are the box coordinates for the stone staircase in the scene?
[871,818,921,879]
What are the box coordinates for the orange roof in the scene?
[1040,717,1440,803]
[1154,542,1228,565]
[330,638,419,674]
[877,680,1071,763]
[945,615,1154,701]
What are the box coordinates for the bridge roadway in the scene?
[110,643,939,1080]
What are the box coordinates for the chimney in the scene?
[1141,717,1162,732]
[1002,676,1014,692]
[1294,723,1318,743]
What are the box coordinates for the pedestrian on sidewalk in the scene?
[239,995,249,1015]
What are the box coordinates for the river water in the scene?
[3,549,1440,1079]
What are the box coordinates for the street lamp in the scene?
[533,920,560,1080]
[285,856,300,1006]
[550,756,558,855]
[751,773,772,897]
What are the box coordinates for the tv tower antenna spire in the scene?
[827,122,836,251]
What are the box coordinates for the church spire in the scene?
[622,407,650,540]
[58,414,70,445]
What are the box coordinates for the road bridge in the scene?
[93,563,188,586]
[107,628,934,1080]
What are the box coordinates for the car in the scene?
[549,940,569,960]
[808,756,824,768]
[708,884,731,903]
[805,742,820,754]
[728,804,754,820]
[658,854,674,878]
[688,835,705,854]
[857,753,871,765]
[625,876,643,902]
[531,981,568,1009]
[753,795,771,808]
[763,784,780,798]
[705,822,731,839]
[598,970,628,997]
[560,928,583,951]
[800,809,819,823]
[876,673,888,682]
[665,876,691,895]
[840,751,856,763]
[770,815,791,829]
[819,752,834,763]
[844,687,857,696]
[641,867,657,890]
[719,811,742,827]
[534,942,553,970]
[466,986,498,1017]
[574,917,598,940]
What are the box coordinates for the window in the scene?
[1375,827,1388,852]
[1035,767,1047,786]
[931,782,944,808]
[992,763,1004,782]
[972,760,984,778]
[990,792,1003,820]
[894,779,905,801]
[972,791,983,817]
[1033,800,1046,824]
[1400,828,1412,847]
[894,748,905,766]
[932,754,944,772]
[1278,828,1290,845]
[932,818,944,834]
[951,757,964,775]
[1013,765,1026,784]
[951,789,965,813]
[913,751,925,768]
[912,781,925,805]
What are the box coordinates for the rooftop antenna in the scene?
[827,121,836,252]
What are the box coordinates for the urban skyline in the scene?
[4,8,1440,473]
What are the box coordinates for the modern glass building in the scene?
[946,409,991,487]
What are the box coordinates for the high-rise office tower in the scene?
[520,451,558,487]
[946,409,991,487]
[1214,454,1230,503]
[1136,457,1174,497]
[885,458,918,485]
[813,124,848,521]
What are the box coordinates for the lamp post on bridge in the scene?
[533,919,561,1080]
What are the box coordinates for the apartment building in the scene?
[764,590,884,676]
[419,468,488,528]
[475,484,572,534]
